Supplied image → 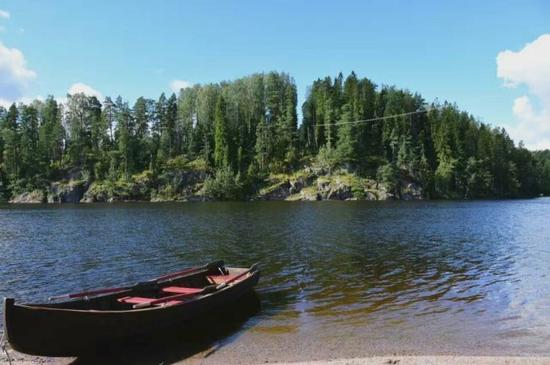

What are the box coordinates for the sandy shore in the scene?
[274,357,550,365]
[3,353,550,365]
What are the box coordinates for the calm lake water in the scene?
[1,200,550,362]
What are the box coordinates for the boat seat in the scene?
[207,274,239,285]
[161,286,203,295]
[117,296,183,307]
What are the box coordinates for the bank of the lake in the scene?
[1,199,550,363]
[2,352,550,365]
[6,167,431,203]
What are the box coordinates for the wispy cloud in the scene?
[67,82,103,99]
[0,95,44,108]
[497,34,550,150]
[170,79,192,93]
[0,41,37,105]
[0,10,10,19]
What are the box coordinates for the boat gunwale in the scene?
[8,266,258,314]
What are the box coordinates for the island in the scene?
[1,72,549,203]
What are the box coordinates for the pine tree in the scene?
[255,116,273,171]
[133,97,151,171]
[278,83,298,166]
[115,97,132,178]
[153,93,167,167]
[214,96,230,169]
[19,104,40,181]
[336,104,358,165]
[2,104,20,180]
[38,96,64,167]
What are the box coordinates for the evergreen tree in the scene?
[214,96,230,169]
[2,104,20,180]
[335,104,358,165]
[255,116,273,171]
[114,96,133,178]
[133,97,151,171]
[38,96,64,168]
[19,104,40,181]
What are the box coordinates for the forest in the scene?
[1,71,550,202]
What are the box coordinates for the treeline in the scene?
[301,73,550,198]
[1,71,549,200]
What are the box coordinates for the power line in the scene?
[314,107,435,128]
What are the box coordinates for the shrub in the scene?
[203,167,243,200]
[377,163,399,194]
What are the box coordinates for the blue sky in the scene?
[1,0,549,148]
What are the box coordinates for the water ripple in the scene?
[1,200,550,354]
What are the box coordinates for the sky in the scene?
[0,0,549,148]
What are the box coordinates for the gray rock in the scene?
[261,181,291,200]
[365,191,378,200]
[300,189,320,201]
[327,183,353,200]
[289,179,304,194]
[400,182,424,200]
[9,190,45,203]
[48,181,87,203]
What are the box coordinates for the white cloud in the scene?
[0,41,37,104]
[0,10,10,19]
[0,95,44,108]
[67,82,103,99]
[170,79,192,92]
[0,98,13,108]
[497,34,550,149]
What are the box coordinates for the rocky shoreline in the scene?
[7,170,423,204]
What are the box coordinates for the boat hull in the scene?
[4,269,259,356]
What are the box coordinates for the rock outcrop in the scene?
[7,165,426,203]
[9,190,45,203]
[48,180,88,203]
[254,170,424,201]
[400,181,423,200]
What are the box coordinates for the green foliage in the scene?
[214,96,230,169]
[434,158,457,198]
[203,167,243,200]
[1,72,549,201]
[465,158,492,198]
[377,163,399,194]
[315,146,339,174]
[86,171,154,201]
[254,117,273,171]
[351,176,367,199]
[335,104,358,165]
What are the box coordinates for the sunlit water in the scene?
[1,200,549,361]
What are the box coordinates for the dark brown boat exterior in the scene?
[4,262,260,356]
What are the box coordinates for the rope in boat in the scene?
[0,330,13,365]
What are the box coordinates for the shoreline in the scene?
[3,354,550,365]
[1,195,545,204]
[274,357,550,365]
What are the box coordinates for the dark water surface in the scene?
[1,200,550,362]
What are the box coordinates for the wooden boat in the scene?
[3,260,260,356]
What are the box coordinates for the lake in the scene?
[1,200,550,363]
